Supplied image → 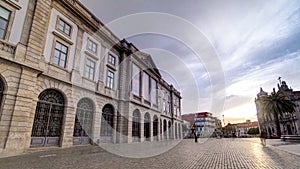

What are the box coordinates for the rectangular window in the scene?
[108,54,115,65]
[0,6,11,39]
[143,73,150,101]
[150,78,157,104]
[132,64,141,96]
[57,18,71,36]
[106,70,114,89]
[85,58,95,80]
[53,41,68,68]
[87,38,97,54]
[163,101,166,112]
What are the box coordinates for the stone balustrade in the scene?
[0,39,16,55]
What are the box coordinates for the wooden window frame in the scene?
[106,69,114,89]
[0,1,19,41]
[56,16,72,38]
[84,57,96,81]
[108,54,116,66]
[87,38,97,55]
[50,38,70,69]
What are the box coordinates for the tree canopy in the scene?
[261,92,296,136]
[262,92,296,117]
[247,127,259,135]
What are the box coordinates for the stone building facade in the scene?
[255,81,300,138]
[0,0,182,157]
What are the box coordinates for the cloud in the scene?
[202,0,300,73]
[222,50,300,122]
[227,50,300,96]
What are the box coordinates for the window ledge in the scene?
[49,62,68,72]
[85,50,99,60]
[82,76,96,83]
[133,95,142,101]
[52,31,73,45]
[106,64,116,71]
[144,100,151,105]
[104,86,115,91]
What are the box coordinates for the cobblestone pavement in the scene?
[1,138,300,169]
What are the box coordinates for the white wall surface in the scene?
[9,0,29,45]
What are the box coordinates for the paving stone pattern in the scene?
[0,138,300,169]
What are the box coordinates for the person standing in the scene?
[191,124,198,143]
[260,129,267,146]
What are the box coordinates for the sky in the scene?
[79,0,300,124]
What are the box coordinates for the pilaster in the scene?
[25,0,52,68]
[71,26,84,85]
[61,106,76,147]
[4,66,39,153]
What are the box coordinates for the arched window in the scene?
[160,119,162,137]
[73,98,94,145]
[178,123,181,139]
[144,113,151,141]
[31,89,65,147]
[101,104,114,137]
[132,109,141,142]
[153,115,158,141]
[0,78,4,114]
[163,119,167,140]
[168,121,172,139]
[175,122,178,139]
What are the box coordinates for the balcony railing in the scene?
[0,39,16,55]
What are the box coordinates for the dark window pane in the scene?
[0,7,10,19]
[0,30,4,39]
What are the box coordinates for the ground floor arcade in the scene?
[0,63,182,157]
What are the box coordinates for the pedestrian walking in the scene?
[260,129,267,146]
[191,124,198,143]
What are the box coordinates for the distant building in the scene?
[214,117,223,130]
[236,120,259,137]
[182,114,195,125]
[255,80,300,138]
[182,112,221,138]
[194,112,217,137]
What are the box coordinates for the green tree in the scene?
[247,127,259,135]
[182,123,188,133]
[262,92,296,136]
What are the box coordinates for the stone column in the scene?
[71,26,84,85]
[93,110,101,144]
[117,47,131,143]
[158,119,161,141]
[112,111,118,143]
[150,118,153,142]
[61,106,76,147]
[4,66,39,154]
[140,117,144,142]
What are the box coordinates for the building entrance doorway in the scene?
[31,89,65,147]
[73,98,94,145]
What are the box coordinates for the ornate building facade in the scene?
[0,0,182,157]
[255,81,300,138]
